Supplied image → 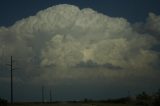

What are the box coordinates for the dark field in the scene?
[1,103,144,106]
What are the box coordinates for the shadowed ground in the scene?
[3,103,142,106]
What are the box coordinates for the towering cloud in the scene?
[0,4,159,85]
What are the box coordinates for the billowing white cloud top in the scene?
[0,4,160,85]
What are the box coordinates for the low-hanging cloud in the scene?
[0,4,160,85]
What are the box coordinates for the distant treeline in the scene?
[67,89,160,106]
[1,89,160,106]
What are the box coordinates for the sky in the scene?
[0,0,160,102]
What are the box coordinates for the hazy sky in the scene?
[0,0,160,102]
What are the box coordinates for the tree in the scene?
[153,89,160,106]
[136,91,151,105]
[0,97,8,104]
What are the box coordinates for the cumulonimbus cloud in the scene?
[0,4,160,85]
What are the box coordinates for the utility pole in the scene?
[128,90,130,97]
[8,56,15,104]
[49,89,52,103]
[42,86,45,103]
[11,56,13,104]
